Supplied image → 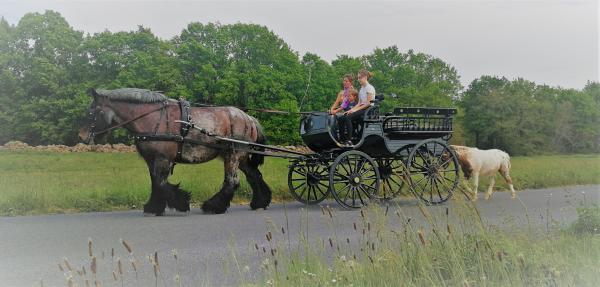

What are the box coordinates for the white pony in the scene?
[450,145,516,200]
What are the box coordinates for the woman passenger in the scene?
[329,74,356,115]
[337,69,375,145]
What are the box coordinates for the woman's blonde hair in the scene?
[358,69,373,79]
[343,74,354,82]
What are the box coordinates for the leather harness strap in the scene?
[133,98,196,163]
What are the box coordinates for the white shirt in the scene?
[359,82,375,105]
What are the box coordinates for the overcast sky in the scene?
[2,0,598,89]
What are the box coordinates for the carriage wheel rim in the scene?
[329,151,380,209]
[406,139,459,205]
[288,162,330,205]
[375,156,407,200]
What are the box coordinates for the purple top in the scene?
[340,88,351,109]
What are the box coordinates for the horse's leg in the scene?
[143,158,167,216]
[485,175,495,200]
[239,157,272,210]
[201,153,241,214]
[161,164,191,212]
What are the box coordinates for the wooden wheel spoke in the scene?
[293,181,306,190]
[356,159,368,175]
[318,181,329,190]
[355,186,365,205]
[297,184,307,198]
[344,157,354,173]
[293,169,307,177]
[387,175,402,187]
[432,176,444,201]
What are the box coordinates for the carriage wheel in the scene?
[329,151,380,209]
[374,158,407,200]
[374,145,414,199]
[407,139,459,205]
[288,161,330,204]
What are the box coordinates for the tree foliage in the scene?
[0,11,598,154]
[461,76,599,155]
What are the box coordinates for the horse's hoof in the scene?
[143,212,165,217]
[143,204,166,216]
[250,199,271,210]
[201,200,228,214]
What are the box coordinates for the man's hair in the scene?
[358,69,373,79]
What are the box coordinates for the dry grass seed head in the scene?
[120,239,133,254]
[88,238,93,257]
[117,258,123,275]
[63,258,73,271]
[90,257,97,274]
[417,229,427,245]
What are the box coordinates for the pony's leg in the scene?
[471,173,480,201]
[500,167,516,199]
[240,158,272,210]
[201,153,241,214]
[485,175,495,200]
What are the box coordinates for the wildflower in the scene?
[261,258,270,270]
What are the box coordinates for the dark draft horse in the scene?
[78,88,271,215]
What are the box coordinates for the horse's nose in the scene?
[78,128,90,143]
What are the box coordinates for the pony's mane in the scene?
[95,88,167,103]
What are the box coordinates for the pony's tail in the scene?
[249,118,266,168]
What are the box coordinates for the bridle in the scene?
[84,98,169,144]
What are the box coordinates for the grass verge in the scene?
[0,151,598,215]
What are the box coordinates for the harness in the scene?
[87,98,217,163]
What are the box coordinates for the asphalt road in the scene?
[1,185,598,287]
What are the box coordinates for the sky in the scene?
[1,0,598,89]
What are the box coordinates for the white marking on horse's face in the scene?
[102,108,118,125]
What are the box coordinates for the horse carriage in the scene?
[287,95,460,208]
[181,94,461,209]
[82,88,460,213]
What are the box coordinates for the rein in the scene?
[87,101,169,141]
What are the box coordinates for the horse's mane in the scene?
[95,88,168,103]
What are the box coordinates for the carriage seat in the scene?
[341,94,384,143]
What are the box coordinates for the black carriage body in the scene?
[293,102,461,208]
[300,106,457,157]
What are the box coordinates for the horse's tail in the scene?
[249,117,266,167]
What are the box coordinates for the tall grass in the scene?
[0,151,598,215]
[51,203,600,286]
[252,203,600,286]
